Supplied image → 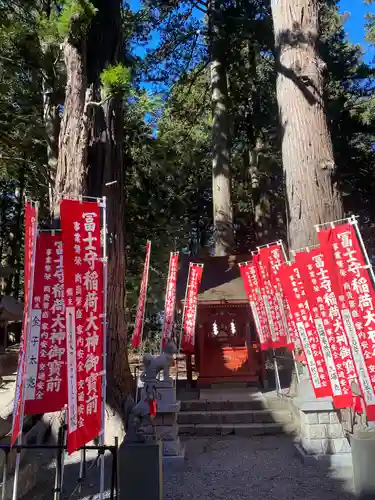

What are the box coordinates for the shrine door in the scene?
[196,304,261,385]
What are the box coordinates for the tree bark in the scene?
[271,0,343,250]
[247,140,272,245]
[87,95,134,406]
[5,165,25,297]
[43,77,60,216]
[86,0,134,407]
[210,0,235,256]
[53,40,89,215]
[40,0,61,217]
[53,0,133,416]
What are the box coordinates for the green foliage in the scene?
[0,0,53,296]
[1,0,375,319]
[57,0,97,39]
[100,64,132,96]
[37,10,60,44]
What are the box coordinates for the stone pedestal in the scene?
[119,440,163,500]
[293,373,352,467]
[141,380,184,463]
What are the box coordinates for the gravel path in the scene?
[164,436,354,500]
[22,435,354,499]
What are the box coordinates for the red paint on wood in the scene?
[194,303,263,385]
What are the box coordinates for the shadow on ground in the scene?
[17,370,361,500]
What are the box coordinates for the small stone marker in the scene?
[119,440,163,500]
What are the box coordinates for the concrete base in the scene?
[163,444,186,466]
[119,441,163,500]
[351,430,375,498]
[294,443,352,468]
[291,371,352,465]
[296,400,352,455]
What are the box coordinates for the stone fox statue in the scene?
[123,341,177,442]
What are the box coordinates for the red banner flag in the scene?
[132,241,151,349]
[180,263,204,353]
[239,262,271,350]
[253,253,286,349]
[161,252,179,350]
[60,200,104,454]
[23,233,68,415]
[278,263,332,398]
[295,248,357,408]
[258,244,296,350]
[12,202,38,446]
[318,222,375,419]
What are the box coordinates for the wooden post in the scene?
[186,354,193,388]
[260,348,267,390]
[197,321,205,386]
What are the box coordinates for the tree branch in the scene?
[84,95,111,113]
[191,1,207,14]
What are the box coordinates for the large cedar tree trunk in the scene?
[53,1,133,415]
[41,0,61,216]
[210,0,235,256]
[53,40,88,214]
[271,0,343,250]
[4,166,25,297]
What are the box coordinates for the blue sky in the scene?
[130,0,375,60]
[340,0,374,62]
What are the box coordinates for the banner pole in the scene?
[160,252,173,354]
[258,245,282,394]
[169,253,179,354]
[273,349,281,394]
[291,244,319,255]
[60,417,67,497]
[351,217,375,288]
[351,217,375,427]
[11,448,21,500]
[187,265,203,373]
[178,263,192,357]
[12,201,38,500]
[1,451,8,500]
[136,240,151,403]
[315,216,353,230]
[256,240,281,250]
[53,424,63,500]
[278,241,300,384]
[99,196,108,500]
[139,240,151,351]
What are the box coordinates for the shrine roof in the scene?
[176,254,250,303]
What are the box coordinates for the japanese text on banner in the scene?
[278,263,332,398]
[11,202,37,446]
[296,248,357,408]
[318,224,375,419]
[60,200,104,454]
[239,262,271,350]
[132,242,151,349]
[161,253,179,350]
[259,244,296,350]
[254,253,285,349]
[180,263,203,353]
[24,233,68,415]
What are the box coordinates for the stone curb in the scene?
[294,442,353,468]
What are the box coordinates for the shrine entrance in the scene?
[176,255,265,387]
[196,302,262,385]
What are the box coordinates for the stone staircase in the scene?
[178,389,296,437]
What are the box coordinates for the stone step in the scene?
[179,422,295,437]
[209,382,249,389]
[180,399,265,412]
[178,409,293,426]
[199,388,262,402]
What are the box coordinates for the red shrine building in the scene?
[176,255,265,386]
